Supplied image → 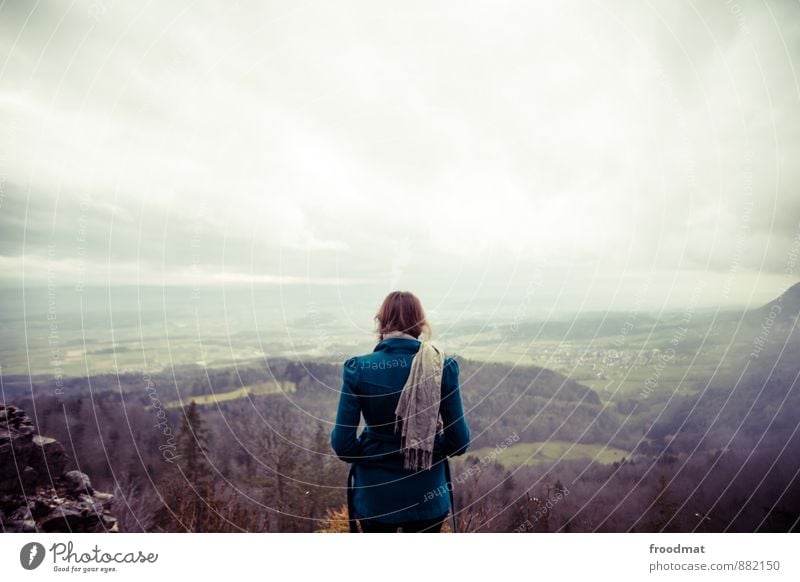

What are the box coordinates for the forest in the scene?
[3,327,798,533]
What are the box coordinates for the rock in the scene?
[28,498,53,520]
[0,405,36,492]
[39,500,117,533]
[8,505,32,521]
[0,405,35,436]
[62,471,93,496]
[31,435,67,476]
[0,404,117,533]
[2,519,35,533]
[21,466,38,489]
[39,507,83,532]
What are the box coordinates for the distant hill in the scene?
[648,323,799,454]
[749,281,800,325]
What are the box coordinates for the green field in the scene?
[159,381,296,409]
[465,440,630,468]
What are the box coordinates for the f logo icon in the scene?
[20,542,46,570]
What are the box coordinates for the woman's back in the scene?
[331,331,470,529]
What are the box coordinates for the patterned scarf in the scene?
[383,331,445,471]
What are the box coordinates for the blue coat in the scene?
[331,337,471,523]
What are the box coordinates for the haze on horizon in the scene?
[2,0,800,321]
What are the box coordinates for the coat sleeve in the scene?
[439,357,470,457]
[331,356,363,462]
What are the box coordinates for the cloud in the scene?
[1,0,798,311]
[0,252,363,288]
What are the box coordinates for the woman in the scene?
[331,291,470,533]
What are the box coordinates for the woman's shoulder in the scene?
[343,352,373,369]
[443,355,459,375]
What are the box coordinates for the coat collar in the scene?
[373,336,421,354]
[382,331,419,340]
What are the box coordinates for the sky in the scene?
[1,0,799,320]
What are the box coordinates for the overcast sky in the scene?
[1,0,799,316]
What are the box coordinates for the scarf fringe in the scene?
[397,425,435,471]
[401,444,434,472]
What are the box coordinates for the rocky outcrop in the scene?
[0,404,117,532]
